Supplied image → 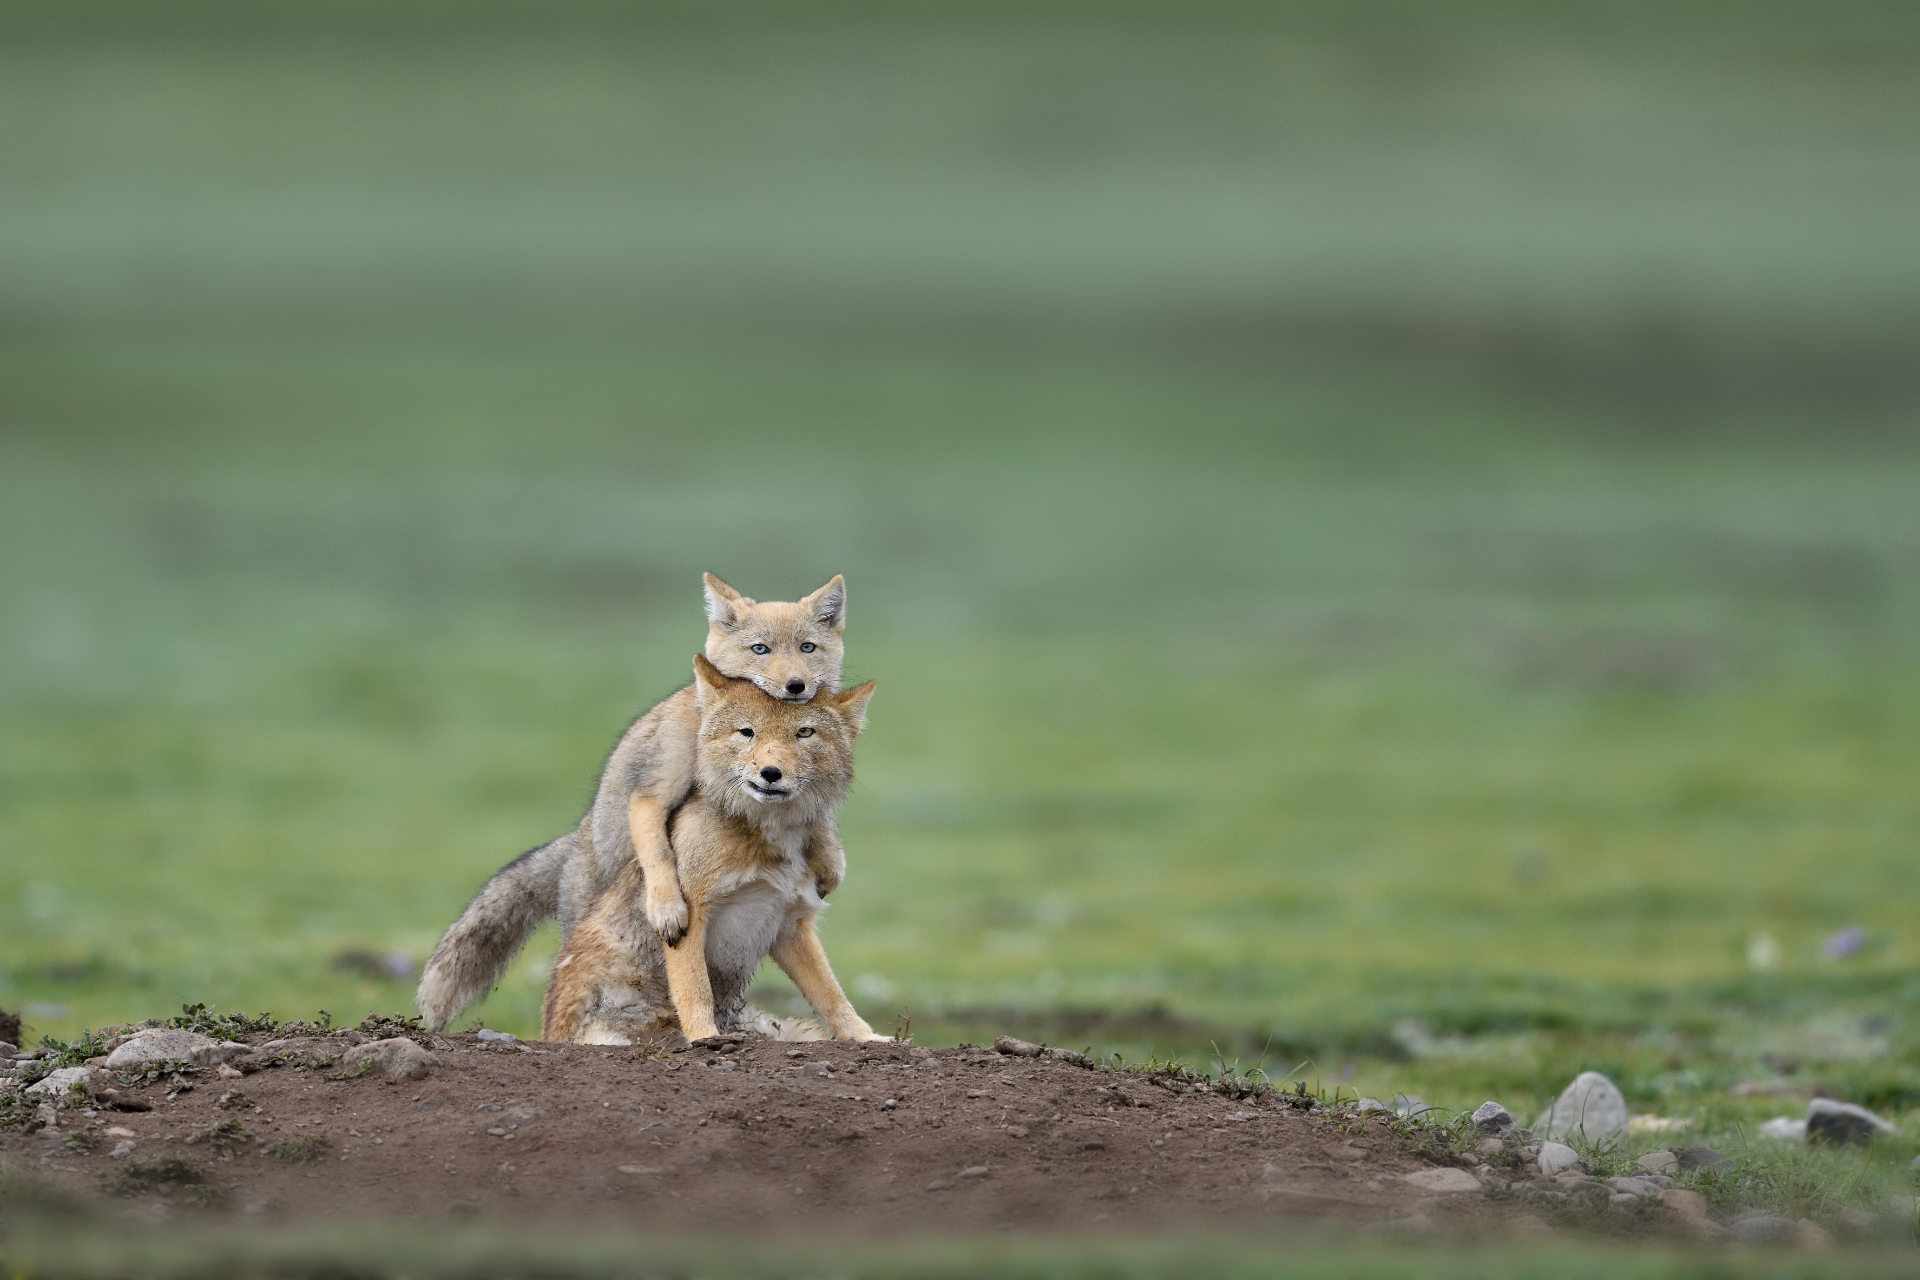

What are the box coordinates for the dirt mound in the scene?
[5,1031,1515,1234]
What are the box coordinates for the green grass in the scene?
[2,0,1919,1236]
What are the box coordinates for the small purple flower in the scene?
[1823,927,1866,960]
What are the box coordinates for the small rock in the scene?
[1658,1188,1712,1219]
[1635,1149,1679,1174]
[1005,1125,1028,1137]
[1533,1071,1627,1142]
[0,1042,16,1057]
[1355,1098,1391,1115]
[1674,1146,1734,1172]
[1609,1192,1640,1209]
[1759,1117,1807,1141]
[23,1067,99,1106]
[340,1038,434,1081]
[1471,1101,1516,1136]
[1400,1167,1481,1193]
[1792,1218,1831,1248]
[1731,1213,1795,1244]
[1474,1137,1506,1158]
[1836,1208,1880,1235]
[925,1179,954,1191]
[1805,1098,1895,1146]
[1605,1176,1662,1197]
[475,1029,518,1043]
[109,1140,136,1158]
[105,1029,253,1070]
[1537,1141,1582,1177]
[958,1165,989,1179]
[993,1036,1042,1058]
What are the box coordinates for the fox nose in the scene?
[785,679,807,696]
[759,766,783,784]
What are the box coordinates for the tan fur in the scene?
[417,573,849,1033]
[542,657,883,1046]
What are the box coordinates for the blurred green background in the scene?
[2,0,1917,1140]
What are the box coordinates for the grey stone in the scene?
[1605,1176,1663,1197]
[475,1028,518,1043]
[0,1042,16,1057]
[1635,1150,1678,1174]
[23,1067,97,1105]
[1730,1213,1795,1244]
[1609,1193,1641,1209]
[1475,1137,1507,1158]
[104,1029,253,1070]
[340,1037,434,1081]
[1401,1167,1481,1193]
[1533,1071,1627,1142]
[1355,1098,1392,1114]
[1537,1141,1582,1176]
[1392,1096,1429,1117]
[1471,1101,1516,1135]
[1805,1097,1895,1146]
[1674,1146,1734,1172]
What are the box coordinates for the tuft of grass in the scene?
[63,1127,102,1154]
[187,1117,251,1158]
[266,1131,330,1164]
[108,1153,223,1206]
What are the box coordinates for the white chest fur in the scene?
[703,830,821,980]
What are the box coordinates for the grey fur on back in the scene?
[415,685,699,1032]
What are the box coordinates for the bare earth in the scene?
[7,1032,1511,1234]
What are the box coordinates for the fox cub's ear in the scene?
[703,573,751,628]
[827,679,876,734]
[692,652,732,691]
[801,575,847,633]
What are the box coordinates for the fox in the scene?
[542,653,885,1045]
[416,573,850,1033]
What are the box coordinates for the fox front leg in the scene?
[660,905,720,1042]
[769,916,889,1042]
[628,793,690,945]
[805,822,847,900]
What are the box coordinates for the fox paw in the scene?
[645,892,689,946]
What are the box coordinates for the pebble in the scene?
[1533,1072,1627,1142]
[1470,1101,1516,1136]
[1537,1141,1582,1177]
[475,1029,518,1043]
[1805,1098,1895,1146]
[1759,1117,1807,1141]
[105,1029,253,1070]
[958,1165,989,1179]
[1400,1167,1481,1193]
[1604,1176,1665,1197]
[1635,1149,1678,1174]
[1658,1189,1711,1218]
[341,1038,435,1081]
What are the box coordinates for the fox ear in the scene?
[704,573,751,629]
[801,574,847,633]
[827,679,875,734]
[692,652,731,691]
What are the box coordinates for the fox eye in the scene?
[750,643,771,655]
[799,642,816,653]
[795,727,815,738]
[737,727,754,738]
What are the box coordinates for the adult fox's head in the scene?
[691,652,874,821]
[702,572,846,704]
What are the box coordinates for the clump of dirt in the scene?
[3,1030,1550,1236]
[0,1008,21,1049]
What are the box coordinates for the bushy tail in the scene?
[416,831,574,1031]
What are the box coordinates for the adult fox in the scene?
[542,654,885,1044]
[417,574,850,1032]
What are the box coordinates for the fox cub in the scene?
[542,654,886,1045]
[417,573,849,1032]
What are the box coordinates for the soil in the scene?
[4,1032,1517,1234]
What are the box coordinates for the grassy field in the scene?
[3,0,1919,1221]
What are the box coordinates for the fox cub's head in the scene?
[702,572,846,704]
[692,652,874,819]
